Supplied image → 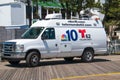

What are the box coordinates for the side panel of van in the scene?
[55,27,107,58]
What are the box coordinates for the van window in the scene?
[21,27,44,39]
[42,28,55,39]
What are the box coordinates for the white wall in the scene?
[11,3,26,25]
[0,0,15,4]
[0,2,26,26]
[116,32,120,39]
[0,5,11,26]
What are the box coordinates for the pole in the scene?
[31,1,33,24]
[27,0,32,26]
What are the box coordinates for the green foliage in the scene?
[101,0,120,38]
[59,0,102,18]
[31,0,103,18]
[103,0,120,27]
[83,0,96,9]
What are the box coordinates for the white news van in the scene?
[1,13,107,67]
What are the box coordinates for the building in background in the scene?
[0,0,106,27]
[0,0,26,27]
[0,0,28,43]
[0,0,62,26]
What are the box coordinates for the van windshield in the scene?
[21,27,44,39]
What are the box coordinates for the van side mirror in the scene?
[41,36,45,40]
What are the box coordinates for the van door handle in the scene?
[55,44,58,47]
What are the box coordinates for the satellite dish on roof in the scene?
[90,9,105,21]
[80,10,85,15]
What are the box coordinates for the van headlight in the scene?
[16,45,24,52]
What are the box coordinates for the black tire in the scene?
[26,51,40,67]
[64,57,74,61]
[81,49,94,62]
[9,61,20,65]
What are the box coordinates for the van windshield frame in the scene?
[21,27,44,39]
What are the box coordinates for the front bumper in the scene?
[1,52,25,60]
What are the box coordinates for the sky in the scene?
[95,0,105,3]
[101,0,105,3]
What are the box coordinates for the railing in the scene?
[107,40,120,54]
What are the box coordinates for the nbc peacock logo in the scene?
[61,34,68,41]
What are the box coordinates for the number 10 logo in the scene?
[66,30,78,41]
[65,29,91,41]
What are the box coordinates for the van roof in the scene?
[31,19,103,28]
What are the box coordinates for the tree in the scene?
[83,0,96,9]
[32,0,40,19]
[27,0,103,23]
[103,0,120,39]
[59,0,102,18]
[59,0,85,18]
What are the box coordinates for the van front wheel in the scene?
[81,49,94,62]
[26,51,40,67]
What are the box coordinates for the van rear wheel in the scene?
[81,49,94,62]
[26,51,40,67]
[64,57,74,61]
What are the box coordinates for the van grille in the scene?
[3,42,16,53]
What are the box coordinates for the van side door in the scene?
[55,28,72,57]
[41,28,59,58]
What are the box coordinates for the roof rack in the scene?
[45,13,62,20]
